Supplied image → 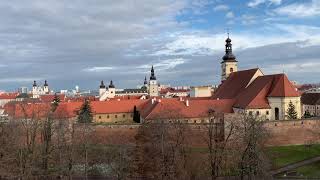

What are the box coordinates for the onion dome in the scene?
[222,36,237,62]
[109,80,115,88]
[100,80,106,88]
[44,80,48,87]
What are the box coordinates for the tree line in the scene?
[0,96,272,179]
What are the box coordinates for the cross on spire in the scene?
[227,28,230,38]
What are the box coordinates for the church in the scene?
[32,80,50,98]
[213,35,302,120]
[98,65,159,101]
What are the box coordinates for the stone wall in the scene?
[263,119,320,146]
[89,119,320,147]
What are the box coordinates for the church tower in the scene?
[99,80,106,96]
[32,80,38,96]
[221,35,238,82]
[141,76,148,91]
[108,80,116,98]
[43,80,49,94]
[149,66,159,97]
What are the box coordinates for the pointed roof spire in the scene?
[44,80,48,87]
[222,33,237,62]
[109,80,115,88]
[150,65,156,80]
[33,80,37,87]
[144,76,148,85]
[100,80,106,88]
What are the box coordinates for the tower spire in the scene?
[100,80,105,88]
[33,80,37,87]
[109,80,115,88]
[222,34,237,62]
[144,76,148,85]
[44,80,48,86]
[150,65,156,80]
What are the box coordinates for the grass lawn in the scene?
[267,144,320,169]
[294,161,320,178]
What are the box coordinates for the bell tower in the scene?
[149,66,159,97]
[221,34,238,82]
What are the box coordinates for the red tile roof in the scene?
[213,68,260,99]
[39,94,66,102]
[214,69,300,109]
[268,74,300,97]
[0,92,19,99]
[233,75,273,109]
[6,99,148,119]
[141,98,234,120]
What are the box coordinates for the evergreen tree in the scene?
[77,99,93,123]
[51,93,60,112]
[286,101,298,119]
[133,106,140,123]
[304,111,312,118]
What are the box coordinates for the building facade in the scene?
[214,36,301,121]
[32,80,50,98]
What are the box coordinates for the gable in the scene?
[213,68,260,99]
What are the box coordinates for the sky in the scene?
[0,0,320,91]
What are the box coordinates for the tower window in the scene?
[230,68,234,73]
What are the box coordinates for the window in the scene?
[107,115,110,118]
[256,111,260,116]
[275,108,279,120]
[266,111,269,115]
[230,68,234,73]
[98,116,101,119]
[249,111,253,116]
[194,120,197,123]
[123,114,125,118]
[115,115,118,118]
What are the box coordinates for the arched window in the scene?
[230,68,234,73]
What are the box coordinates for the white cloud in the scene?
[84,66,115,72]
[152,24,320,56]
[213,4,229,11]
[274,0,320,18]
[265,61,320,74]
[226,11,234,19]
[241,14,256,25]
[139,58,187,71]
[248,0,282,7]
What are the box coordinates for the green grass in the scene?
[295,161,320,178]
[267,144,320,169]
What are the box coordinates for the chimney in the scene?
[179,97,183,101]
[152,99,155,104]
[186,100,189,107]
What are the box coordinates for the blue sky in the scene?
[0,0,319,91]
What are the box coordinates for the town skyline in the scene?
[0,0,319,91]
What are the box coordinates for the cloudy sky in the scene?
[0,0,319,91]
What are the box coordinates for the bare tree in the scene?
[203,109,236,180]
[237,114,270,180]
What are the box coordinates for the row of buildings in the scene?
[1,35,318,123]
